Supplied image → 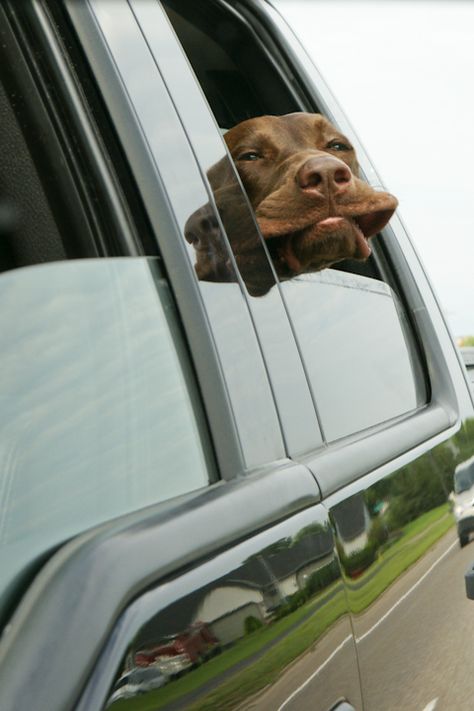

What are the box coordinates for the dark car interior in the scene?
[162,1,302,128]
[0,2,156,275]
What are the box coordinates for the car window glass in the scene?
[0,258,213,614]
[162,0,429,442]
[283,271,426,440]
[0,25,128,271]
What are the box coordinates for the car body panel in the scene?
[0,461,320,711]
[0,2,473,711]
[328,424,474,710]
[78,505,363,711]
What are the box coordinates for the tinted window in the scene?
[0,258,213,612]
[0,31,104,270]
[283,271,426,440]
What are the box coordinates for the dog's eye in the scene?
[237,151,262,161]
[326,140,352,152]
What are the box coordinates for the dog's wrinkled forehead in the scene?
[225,112,357,170]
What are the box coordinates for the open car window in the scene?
[162,0,429,443]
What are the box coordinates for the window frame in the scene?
[132,0,325,458]
[65,0,295,479]
[150,0,468,495]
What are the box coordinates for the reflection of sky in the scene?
[0,259,208,603]
[282,272,420,440]
[276,0,474,337]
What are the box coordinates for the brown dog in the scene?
[223,112,398,280]
[185,112,398,295]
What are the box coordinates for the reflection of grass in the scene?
[347,504,454,614]
[189,593,347,711]
[400,503,453,540]
[111,584,346,711]
[111,506,454,710]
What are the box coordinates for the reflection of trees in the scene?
[274,558,340,618]
[365,423,474,532]
[339,517,393,576]
[334,425,474,581]
[385,459,450,530]
[292,522,325,543]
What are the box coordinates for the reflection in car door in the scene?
[80,503,363,711]
[328,418,474,710]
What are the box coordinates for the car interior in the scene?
[0,3,156,275]
[162,2,302,128]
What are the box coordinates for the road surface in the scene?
[252,529,474,710]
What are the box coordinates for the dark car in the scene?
[0,2,473,711]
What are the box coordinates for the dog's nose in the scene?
[296,155,352,194]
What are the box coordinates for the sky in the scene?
[275,0,474,339]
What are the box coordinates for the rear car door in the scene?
[0,2,362,710]
[137,1,474,710]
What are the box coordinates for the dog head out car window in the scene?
[185,112,398,296]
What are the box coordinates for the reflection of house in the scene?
[134,526,335,651]
[332,494,370,556]
[196,586,265,643]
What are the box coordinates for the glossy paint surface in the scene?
[103,505,362,711]
[11,4,470,711]
[329,421,474,710]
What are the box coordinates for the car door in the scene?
[129,1,474,710]
[0,3,362,711]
